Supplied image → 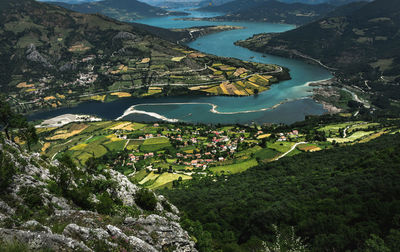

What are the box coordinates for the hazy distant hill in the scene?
[50,0,186,21]
[278,0,371,5]
[237,0,400,103]
[198,0,336,25]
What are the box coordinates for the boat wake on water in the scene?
[115,97,310,122]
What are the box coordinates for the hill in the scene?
[165,128,400,251]
[198,0,336,25]
[50,0,187,21]
[278,0,371,5]
[237,0,400,108]
[0,111,197,250]
[0,0,289,113]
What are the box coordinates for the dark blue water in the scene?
[29,10,332,124]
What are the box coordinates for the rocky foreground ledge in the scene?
[0,138,196,251]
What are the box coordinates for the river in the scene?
[29,9,332,125]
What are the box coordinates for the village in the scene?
[35,119,359,190]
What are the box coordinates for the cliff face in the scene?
[0,138,196,251]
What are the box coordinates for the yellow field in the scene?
[339,113,352,117]
[219,65,236,71]
[110,65,126,74]
[171,56,186,62]
[36,127,57,134]
[247,81,260,88]
[90,95,106,102]
[188,53,206,58]
[245,88,254,95]
[140,58,150,64]
[111,92,131,98]
[148,173,192,189]
[17,82,34,88]
[234,68,248,77]
[219,82,230,95]
[44,96,56,101]
[70,143,88,151]
[106,134,121,142]
[298,144,321,152]
[110,122,131,130]
[139,172,159,185]
[57,93,66,99]
[202,86,219,94]
[143,88,162,96]
[46,125,88,140]
[359,131,387,143]
[257,134,271,139]
[236,81,245,87]
[189,85,209,91]
[68,43,90,52]
[41,142,51,152]
[259,75,273,82]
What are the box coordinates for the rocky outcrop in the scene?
[0,138,197,251]
[26,44,53,68]
[112,31,137,41]
[0,228,91,251]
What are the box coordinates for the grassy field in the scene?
[318,122,362,135]
[254,148,280,161]
[235,146,262,159]
[328,131,375,143]
[139,172,159,185]
[267,142,295,153]
[140,137,171,152]
[210,159,258,175]
[148,173,191,190]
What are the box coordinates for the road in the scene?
[275,142,307,161]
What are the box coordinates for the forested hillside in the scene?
[199,0,335,25]
[165,132,400,251]
[0,0,287,113]
[237,0,400,107]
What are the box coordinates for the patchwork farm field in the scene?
[34,118,400,190]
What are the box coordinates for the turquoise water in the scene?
[29,10,332,124]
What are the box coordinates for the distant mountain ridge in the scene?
[50,0,187,21]
[198,0,336,25]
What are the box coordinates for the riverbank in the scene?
[36,114,102,128]
[172,25,244,43]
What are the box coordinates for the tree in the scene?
[365,234,390,252]
[135,188,157,211]
[0,94,16,139]
[85,156,98,174]
[18,123,38,151]
[0,149,15,191]
[50,154,78,194]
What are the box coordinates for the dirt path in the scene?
[275,142,307,161]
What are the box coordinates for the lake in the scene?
[29,9,332,125]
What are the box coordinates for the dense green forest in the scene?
[164,133,400,251]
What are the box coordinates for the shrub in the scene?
[135,188,157,211]
[97,192,114,215]
[18,186,43,209]
[0,150,15,191]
